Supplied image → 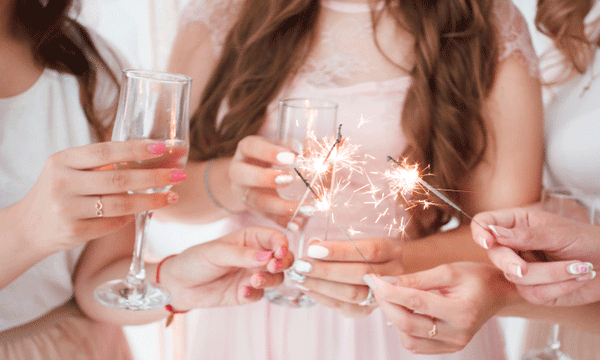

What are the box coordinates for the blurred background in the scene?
[76,1,543,359]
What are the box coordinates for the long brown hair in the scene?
[14,0,120,141]
[190,0,499,234]
[536,0,600,83]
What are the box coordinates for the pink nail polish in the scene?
[253,275,266,288]
[272,260,282,272]
[148,142,166,155]
[169,170,187,182]
[167,192,179,204]
[567,262,593,275]
[256,251,273,261]
[276,246,288,259]
[243,286,253,298]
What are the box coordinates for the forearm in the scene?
[402,225,490,273]
[0,204,55,289]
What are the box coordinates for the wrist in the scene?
[156,254,189,326]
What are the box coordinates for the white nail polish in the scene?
[577,270,596,282]
[299,205,316,217]
[276,152,296,165]
[307,245,329,259]
[287,222,300,232]
[294,260,312,273]
[488,225,500,237]
[567,262,593,275]
[287,269,306,283]
[294,284,310,292]
[509,263,523,278]
[363,274,376,289]
[275,174,294,185]
[479,236,490,250]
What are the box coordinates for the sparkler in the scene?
[386,156,488,231]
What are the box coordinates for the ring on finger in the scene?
[241,188,250,203]
[428,320,437,339]
[359,287,375,306]
[95,196,104,217]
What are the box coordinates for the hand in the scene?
[364,262,514,354]
[159,226,294,309]
[471,206,600,306]
[229,135,303,227]
[288,237,403,318]
[11,140,185,253]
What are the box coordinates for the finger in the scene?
[238,286,264,304]
[365,274,453,321]
[230,161,294,189]
[305,238,402,263]
[382,264,461,291]
[517,274,598,306]
[250,272,284,288]
[378,299,444,341]
[302,291,374,318]
[486,245,529,278]
[290,276,372,305]
[471,208,530,249]
[244,189,298,217]
[200,241,277,270]
[294,259,401,285]
[74,168,186,195]
[81,192,179,218]
[74,216,134,242]
[504,260,594,285]
[397,333,462,355]
[55,140,168,170]
[233,135,296,166]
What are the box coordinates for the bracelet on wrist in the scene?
[156,254,188,327]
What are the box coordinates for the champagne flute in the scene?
[94,69,191,310]
[264,98,338,307]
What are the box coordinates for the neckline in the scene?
[0,69,50,104]
[321,0,381,14]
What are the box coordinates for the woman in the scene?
[153,0,544,358]
[0,1,292,358]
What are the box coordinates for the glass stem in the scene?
[549,323,561,350]
[125,211,149,287]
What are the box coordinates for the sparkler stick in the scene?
[386,156,488,231]
[295,168,377,274]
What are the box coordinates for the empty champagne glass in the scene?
[94,69,191,310]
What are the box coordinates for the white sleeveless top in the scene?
[0,37,121,332]
[146,1,539,359]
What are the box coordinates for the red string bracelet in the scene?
[156,254,188,327]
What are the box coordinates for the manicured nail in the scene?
[256,251,273,261]
[490,225,513,238]
[276,152,296,165]
[567,262,594,275]
[577,270,596,281]
[275,174,294,185]
[381,276,399,284]
[299,205,316,217]
[287,222,300,232]
[287,269,306,283]
[479,236,490,250]
[276,246,287,259]
[169,170,187,182]
[243,286,253,298]
[293,260,312,273]
[488,225,500,237]
[294,284,310,292]
[167,192,179,204]
[509,263,523,278]
[503,272,511,281]
[252,274,266,288]
[272,260,283,272]
[307,245,329,259]
[147,142,166,155]
[363,274,377,290]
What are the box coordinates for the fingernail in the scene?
[479,236,490,250]
[363,274,377,290]
[169,170,187,182]
[272,260,283,272]
[386,320,394,327]
[509,263,523,278]
[275,174,294,185]
[167,192,179,204]
[294,284,310,292]
[147,142,166,155]
[243,286,253,298]
[381,276,399,284]
[299,205,316,217]
[276,152,296,165]
[568,262,594,275]
[577,270,596,282]
[490,225,513,238]
[276,246,287,259]
[252,274,266,288]
[503,272,511,281]
[287,269,306,283]
[287,222,300,232]
[307,245,329,259]
[256,251,273,261]
[293,260,312,273]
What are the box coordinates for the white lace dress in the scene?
[145,0,539,359]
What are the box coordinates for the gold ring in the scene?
[95,197,104,217]
[428,322,437,339]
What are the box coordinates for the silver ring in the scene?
[428,322,437,339]
[359,288,375,306]
[241,188,250,203]
[95,197,104,217]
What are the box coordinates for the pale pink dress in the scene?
[145,0,539,359]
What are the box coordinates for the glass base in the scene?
[263,288,316,308]
[521,348,573,360]
[94,279,171,311]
